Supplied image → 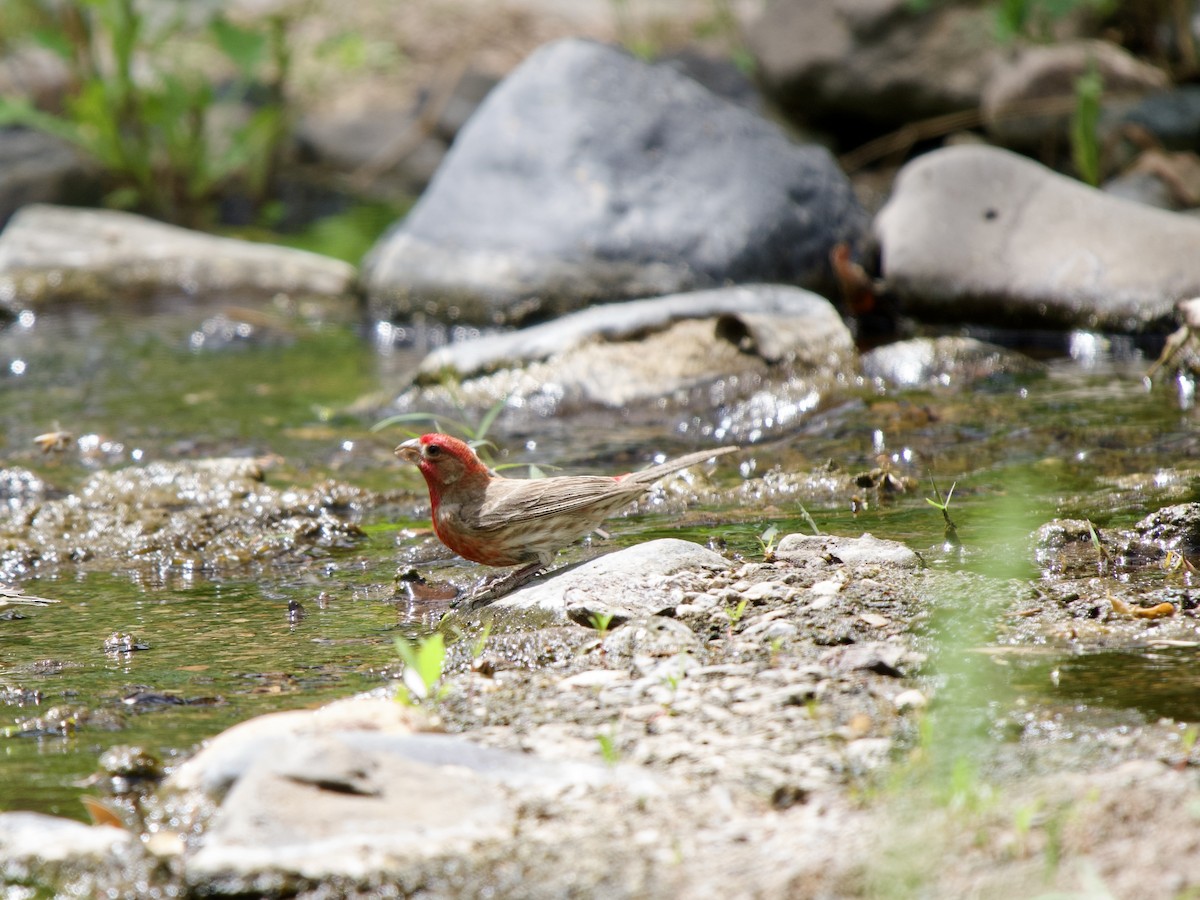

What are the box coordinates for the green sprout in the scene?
[393,632,448,706]
[926,475,960,548]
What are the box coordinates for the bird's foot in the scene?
[464,563,546,609]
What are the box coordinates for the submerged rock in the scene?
[0,811,145,896]
[875,145,1200,332]
[776,533,920,569]
[0,204,356,310]
[0,459,375,580]
[861,336,1044,389]
[362,38,865,325]
[390,284,856,442]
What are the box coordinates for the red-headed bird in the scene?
[396,433,737,597]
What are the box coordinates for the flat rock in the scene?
[417,284,851,379]
[167,696,419,796]
[472,538,731,620]
[183,734,518,889]
[0,204,356,310]
[776,533,919,569]
[392,284,856,442]
[362,38,865,325]
[174,698,666,893]
[875,145,1200,332]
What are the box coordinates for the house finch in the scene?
[396,433,737,597]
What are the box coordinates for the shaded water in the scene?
[0,301,1196,819]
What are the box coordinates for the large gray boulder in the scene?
[874,145,1200,331]
[362,38,865,326]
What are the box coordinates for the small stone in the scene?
[559,670,630,690]
[743,581,789,602]
[894,689,928,711]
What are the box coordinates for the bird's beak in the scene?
[394,438,422,464]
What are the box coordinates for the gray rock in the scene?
[1101,168,1180,210]
[875,145,1200,332]
[861,336,1044,389]
[0,204,356,310]
[1114,86,1200,152]
[776,533,920,569]
[982,40,1168,151]
[362,39,865,325]
[173,697,668,893]
[748,0,1001,130]
[1132,502,1200,552]
[184,734,518,888]
[0,129,96,227]
[473,538,731,621]
[602,616,704,673]
[167,697,415,796]
[0,46,71,111]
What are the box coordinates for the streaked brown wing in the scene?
[472,476,645,532]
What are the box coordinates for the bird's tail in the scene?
[622,445,739,486]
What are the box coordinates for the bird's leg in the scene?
[465,561,547,608]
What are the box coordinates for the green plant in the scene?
[992,0,1116,42]
[596,722,621,765]
[0,0,293,227]
[393,632,449,706]
[1085,518,1108,574]
[373,398,520,471]
[926,476,960,548]
[1071,58,1104,186]
[588,610,616,638]
[757,525,780,561]
[798,503,821,536]
[727,597,749,637]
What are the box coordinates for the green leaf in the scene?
[210,15,268,76]
[29,27,75,60]
[393,632,445,702]
[473,397,508,442]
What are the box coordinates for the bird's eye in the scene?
[425,444,441,457]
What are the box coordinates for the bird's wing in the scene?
[472,476,646,531]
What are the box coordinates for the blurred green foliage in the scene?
[1070,59,1104,185]
[0,0,293,228]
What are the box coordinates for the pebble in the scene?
[893,688,928,711]
[559,670,630,690]
[743,581,791,602]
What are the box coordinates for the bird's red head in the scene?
[395,433,492,506]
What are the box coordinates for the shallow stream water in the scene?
[0,301,1196,819]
